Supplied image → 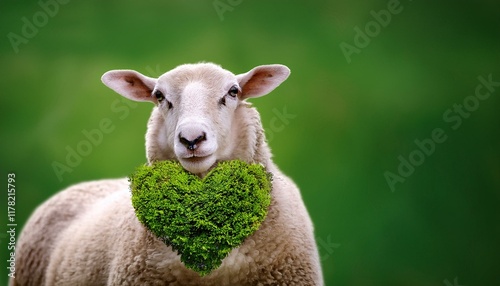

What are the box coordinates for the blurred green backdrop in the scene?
[1,0,499,285]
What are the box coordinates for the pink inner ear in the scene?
[239,65,290,99]
[117,75,153,101]
[242,70,275,96]
[124,76,137,86]
[125,76,147,88]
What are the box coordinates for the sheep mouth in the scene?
[184,155,210,163]
[180,152,217,163]
[180,151,213,160]
[179,154,217,175]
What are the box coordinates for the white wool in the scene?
[11,63,323,286]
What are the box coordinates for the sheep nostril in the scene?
[179,132,207,151]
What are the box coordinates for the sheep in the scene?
[11,62,324,286]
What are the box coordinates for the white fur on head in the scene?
[101,63,290,175]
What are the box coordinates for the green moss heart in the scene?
[129,160,272,276]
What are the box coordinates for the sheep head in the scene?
[102,63,290,175]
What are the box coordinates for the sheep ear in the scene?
[236,64,290,99]
[101,70,157,103]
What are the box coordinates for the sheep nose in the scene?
[179,132,206,151]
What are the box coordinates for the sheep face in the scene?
[102,63,290,175]
[153,64,241,174]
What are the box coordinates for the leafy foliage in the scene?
[129,160,272,276]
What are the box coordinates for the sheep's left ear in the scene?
[236,64,290,99]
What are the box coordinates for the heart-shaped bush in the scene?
[129,160,272,276]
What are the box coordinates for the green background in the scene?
[1,0,499,285]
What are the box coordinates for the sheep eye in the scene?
[153,90,165,102]
[153,90,172,109]
[228,85,239,97]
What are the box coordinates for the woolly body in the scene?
[11,63,323,285]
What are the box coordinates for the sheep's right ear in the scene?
[101,70,157,103]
